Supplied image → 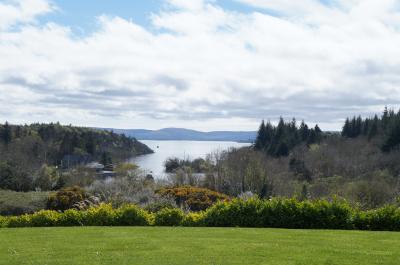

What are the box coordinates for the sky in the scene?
[1,0,400,131]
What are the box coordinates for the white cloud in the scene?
[0,0,53,29]
[0,0,400,130]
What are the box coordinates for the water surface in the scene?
[130,140,250,178]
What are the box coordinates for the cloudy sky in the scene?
[0,0,400,131]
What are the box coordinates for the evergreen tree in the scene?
[299,120,309,141]
[275,142,289,157]
[255,120,267,150]
[342,118,350,137]
[1,121,12,145]
[368,115,379,139]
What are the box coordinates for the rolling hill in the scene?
[102,128,256,142]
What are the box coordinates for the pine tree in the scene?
[255,120,267,150]
[1,121,12,145]
[307,129,317,144]
[342,118,350,137]
[299,120,309,141]
[368,115,379,139]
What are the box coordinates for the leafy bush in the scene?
[354,206,400,231]
[84,204,116,226]
[57,209,85,226]
[7,214,32,228]
[115,204,152,226]
[0,199,400,231]
[157,186,229,211]
[182,212,205,227]
[47,186,87,211]
[0,215,7,227]
[154,208,184,226]
[144,200,177,213]
[203,198,354,229]
[29,210,61,227]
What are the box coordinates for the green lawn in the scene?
[0,227,399,265]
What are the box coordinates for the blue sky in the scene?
[39,0,277,35]
[0,0,399,131]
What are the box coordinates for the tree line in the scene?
[341,107,400,152]
[254,118,322,157]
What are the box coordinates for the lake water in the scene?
[130,140,250,178]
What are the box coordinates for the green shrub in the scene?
[57,209,85,226]
[1,199,399,230]
[29,210,60,227]
[115,204,151,226]
[154,208,184,226]
[354,206,400,231]
[47,186,87,211]
[7,214,32,228]
[0,216,8,227]
[156,186,229,211]
[203,198,354,229]
[84,204,116,226]
[182,212,205,227]
[203,198,263,227]
[144,201,176,213]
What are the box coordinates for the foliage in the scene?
[254,118,322,157]
[202,198,353,229]
[353,205,400,231]
[84,203,117,226]
[1,198,400,231]
[57,209,85,226]
[156,186,230,211]
[164,157,208,173]
[154,208,185,226]
[47,186,88,211]
[34,164,60,191]
[115,204,152,226]
[87,174,162,208]
[341,107,400,152]
[144,200,177,213]
[0,161,33,192]
[0,122,153,192]
[181,212,205,227]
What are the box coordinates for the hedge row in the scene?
[1,198,399,231]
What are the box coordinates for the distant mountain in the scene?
[101,128,256,143]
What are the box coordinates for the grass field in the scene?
[0,190,49,216]
[0,227,399,265]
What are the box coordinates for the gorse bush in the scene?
[156,186,229,211]
[1,198,400,231]
[47,186,87,211]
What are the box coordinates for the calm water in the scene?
[130,140,250,178]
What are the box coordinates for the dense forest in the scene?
[0,122,152,192]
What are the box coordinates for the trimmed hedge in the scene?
[1,199,400,231]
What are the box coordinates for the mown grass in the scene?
[0,227,399,265]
